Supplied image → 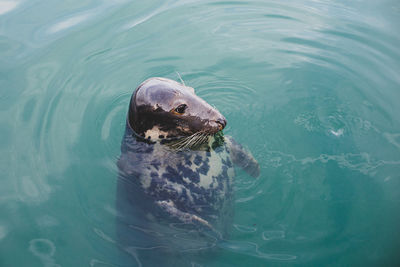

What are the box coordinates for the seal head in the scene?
[128,77,227,141]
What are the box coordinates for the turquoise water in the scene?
[1,0,400,266]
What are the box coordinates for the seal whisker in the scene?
[182,135,198,149]
[176,71,185,86]
[198,133,208,144]
[194,132,209,147]
[170,132,200,150]
[176,138,190,149]
[176,132,207,150]
[193,134,203,145]
[167,131,212,150]
[189,133,203,146]
[191,135,204,148]
[191,133,208,148]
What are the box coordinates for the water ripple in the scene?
[29,239,59,267]
[0,0,19,16]
[219,240,297,261]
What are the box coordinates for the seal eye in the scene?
[173,104,187,115]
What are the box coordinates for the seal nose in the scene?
[216,118,227,131]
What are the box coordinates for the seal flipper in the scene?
[156,200,212,229]
[155,200,224,243]
[225,136,260,178]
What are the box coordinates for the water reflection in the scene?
[0,1,18,15]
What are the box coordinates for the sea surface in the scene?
[1,0,400,266]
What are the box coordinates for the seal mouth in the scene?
[204,118,226,134]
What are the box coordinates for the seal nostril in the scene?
[216,118,227,130]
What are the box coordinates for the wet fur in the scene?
[116,78,259,264]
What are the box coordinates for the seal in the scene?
[116,77,259,264]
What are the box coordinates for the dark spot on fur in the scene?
[177,163,200,183]
[198,160,210,175]
[160,139,168,144]
[212,140,220,151]
[226,158,232,168]
[221,164,228,177]
[188,184,206,195]
[215,175,224,190]
[159,135,164,139]
[183,154,192,166]
[151,159,161,170]
[145,146,153,153]
[162,166,183,183]
[194,155,202,166]
[221,157,233,168]
[175,189,191,211]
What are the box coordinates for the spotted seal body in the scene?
[116,78,259,261]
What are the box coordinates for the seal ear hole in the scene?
[172,104,187,115]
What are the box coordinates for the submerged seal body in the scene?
[116,78,259,263]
